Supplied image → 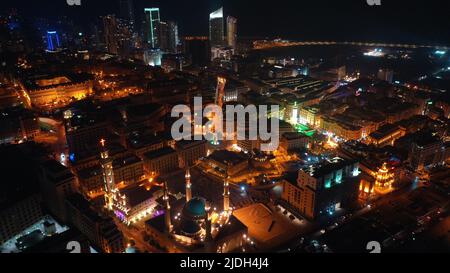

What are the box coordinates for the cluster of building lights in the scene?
[375,163,395,193]
[364,48,385,57]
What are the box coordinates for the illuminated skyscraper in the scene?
[118,0,135,27]
[209,7,224,47]
[144,8,161,48]
[158,21,169,51]
[103,15,119,54]
[167,21,179,53]
[46,31,60,51]
[158,21,178,53]
[226,16,237,49]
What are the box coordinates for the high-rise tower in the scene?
[209,7,224,47]
[103,15,119,55]
[46,31,61,52]
[144,8,161,48]
[118,0,135,27]
[226,16,237,49]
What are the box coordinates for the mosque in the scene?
[144,169,249,253]
[100,138,249,253]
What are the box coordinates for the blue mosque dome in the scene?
[180,219,202,235]
[182,197,207,220]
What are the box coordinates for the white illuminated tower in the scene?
[185,168,192,202]
[209,7,224,47]
[223,175,230,213]
[100,139,116,210]
[163,182,173,233]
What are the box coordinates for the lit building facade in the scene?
[65,193,124,253]
[409,136,447,171]
[21,74,93,108]
[144,170,248,253]
[374,163,394,193]
[77,155,145,198]
[209,7,224,47]
[367,124,406,147]
[144,8,161,48]
[279,132,310,153]
[159,21,179,53]
[46,31,60,52]
[282,158,360,220]
[176,140,208,169]
[227,16,237,49]
[103,15,119,55]
[99,140,159,224]
[143,147,179,176]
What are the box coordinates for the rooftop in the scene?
[302,157,357,179]
[22,73,92,91]
[176,139,207,150]
[369,124,404,141]
[233,203,301,250]
[208,150,248,166]
[66,193,102,222]
[143,147,177,160]
[120,185,160,208]
[282,132,308,141]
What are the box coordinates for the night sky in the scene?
[1,0,450,44]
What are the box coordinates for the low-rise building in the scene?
[409,134,447,171]
[176,140,208,168]
[202,150,249,178]
[280,132,310,153]
[77,155,144,197]
[282,157,360,220]
[65,194,124,253]
[143,147,179,176]
[367,124,406,147]
[21,74,93,108]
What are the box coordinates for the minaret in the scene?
[223,175,230,213]
[204,202,214,253]
[185,168,192,202]
[205,202,212,241]
[100,139,115,210]
[163,182,173,234]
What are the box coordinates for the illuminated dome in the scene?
[182,197,207,220]
[180,219,202,236]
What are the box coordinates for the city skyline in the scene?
[0,0,448,259]
[0,0,449,44]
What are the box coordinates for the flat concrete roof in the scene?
[233,203,302,251]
